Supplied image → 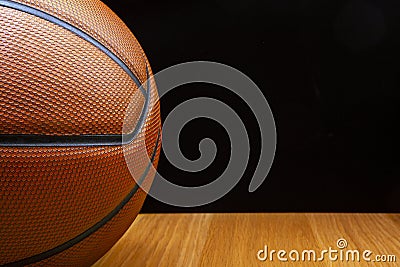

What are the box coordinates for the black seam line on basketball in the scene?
[0,68,151,147]
[2,130,160,267]
[0,0,151,147]
[0,0,144,93]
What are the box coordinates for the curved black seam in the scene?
[2,130,161,267]
[0,72,151,147]
[0,0,143,91]
[0,0,151,146]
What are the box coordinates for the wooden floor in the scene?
[93,213,400,267]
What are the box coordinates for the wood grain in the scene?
[93,214,400,266]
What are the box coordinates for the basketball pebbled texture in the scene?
[0,0,161,266]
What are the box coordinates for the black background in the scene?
[102,0,400,213]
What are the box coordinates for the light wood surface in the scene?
[93,213,400,266]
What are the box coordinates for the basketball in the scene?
[0,0,161,266]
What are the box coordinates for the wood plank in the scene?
[93,214,400,266]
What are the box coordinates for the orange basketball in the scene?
[0,0,161,266]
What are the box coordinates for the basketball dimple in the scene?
[0,0,161,266]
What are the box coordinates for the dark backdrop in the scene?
[102,0,400,213]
